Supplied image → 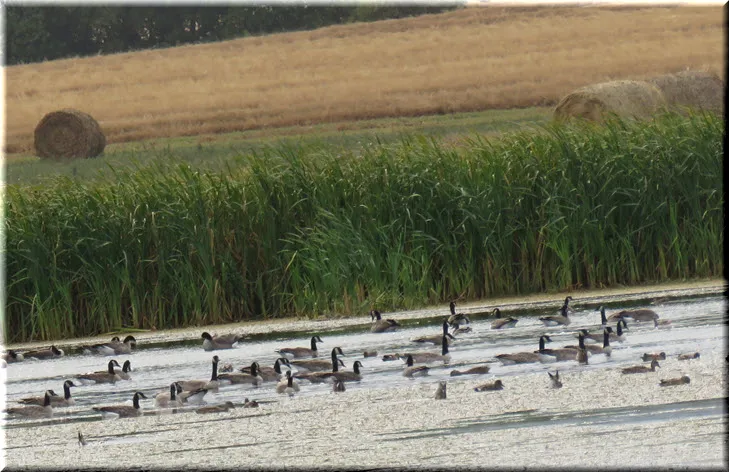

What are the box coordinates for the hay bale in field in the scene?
[553,80,667,122]
[648,70,724,115]
[33,109,106,159]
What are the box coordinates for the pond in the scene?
[2,287,726,469]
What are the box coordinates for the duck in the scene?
[201,332,242,351]
[659,375,691,387]
[370,310,401,333]
[613,308,660,322]
[4,390,55,418]
[474,380,504,392]
[402,355,430,378]
[176,385,208,405]
[177,355,220,392]
[328,361,364,383]
[548,371,562,389]
[678,352,700,361]
[243,398,260,408]
[539,304,571,327]
[434,380,447,400]
[447,301,471,328]
[333,380,346,393]
[196,401,236,414]
[411,320,455,345]
[1,350,24,363]
[218,362,263,386]
[403,335,451,364]
[19,380,76,408]
[621,358,660,374]
[24,345,64,360]
[87,335,137,355]
[381,354,402,362]
[654,319,673,329]
[276,370,300,395]
[154,383,182,408]
[495,335,550,365]
[450,365,490,376]
[240,358,291,381]
[289,347,345,373]
[641,352,666,362]
[488,308,519,330]
[276,335,324,359]
[93,391,147,419]
[77,359,122,384]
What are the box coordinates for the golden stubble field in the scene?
[4,5,724,153]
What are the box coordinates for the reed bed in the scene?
[4,113,723,342]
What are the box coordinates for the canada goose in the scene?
[622,359,660,374]
[565,329,611,357]
[654,319,673,329]
[218,362,263,386]
[201,332,241,351]
[403,335,451,364]
[659,375,691,387]
[641,352,667,362]
[450,365,490,376]
[176,385,208,405]
[610,320,628,343]
[496,335,550,365]
[328,361,363,383]
[276,335,324,359]
[562,296,575,313]
[117,360,133,380]
[539,304,571,327]
[411,320,455,345]
[1,350,24,363]
[154,383,182,408]
[177,355,220,392]
[276,370,300,396]
[489,308,519,330]
[5,390,55,418]
[548,371,562,389]
[240,358,291,381]
[452,326,473,335]
[93,392,147,419]
[333,380,346,392]
[294,349,343,383]
[435,380,447,400]
[614,308,659,322]
[574,329,601,344]
[474,380,504,392]
[596,306,608,327]
[403,355,430,378]
[363,350,378,358]
[370,310,401,333]
[536,333,580,363]
[88,335,137,355]
[678,352,700,361]
[243,398,259,408]
[24,345,64,360]
[289,348,345,373]
[447,301,471,328]
[77,359,122,384]
[577,334,589,365]
[196,401,236,414]
[19,381,76,408]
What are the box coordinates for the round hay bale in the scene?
[554,80,667,122]
[34,109,106,159]
[648,70,724,115]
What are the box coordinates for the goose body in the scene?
[19,381,76,407]
[5,390,55,418]
[177,355,220,392]
[88,335,136,355]
[294,347,344,383]
[539,304,571,327]
[450,365,490,376]
[435,381,447,399]
[622,359,660,374]
[327,361,364,383]
[659,375,691,387]
[403,335,451,364]
[474,380,504,392]
[678,352,700,361]
[2,350,24,363]
[403,355,430,378]
[489,308,519,330]
[641,352,666,362]
[370,310,401,333]
[154,383,182,408]
[496,335,550,365]
[276,371,300,395]
[537,346,579,363]
[548,371,562,389]
[177,386,208,405]
[411,320,454,345]
[93,392,147,419]
[447,301,471,328]
[201,332,241,351]
[77,360,122,384]
[196,401,236,414]
[363,350,378,358]
[243,398,260,408]
[290,348,344,373]
[276,336,323,359]
[219,362,263,386]
[616,308,659,322]
[24,345,64,360]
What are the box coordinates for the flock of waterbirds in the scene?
[2,296,703,433]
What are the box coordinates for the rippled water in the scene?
[2,290,727,469]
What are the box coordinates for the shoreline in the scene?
[3,277,725,351]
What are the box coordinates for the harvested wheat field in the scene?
[4,5,724,154]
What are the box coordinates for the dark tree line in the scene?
[4,5,460,65]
